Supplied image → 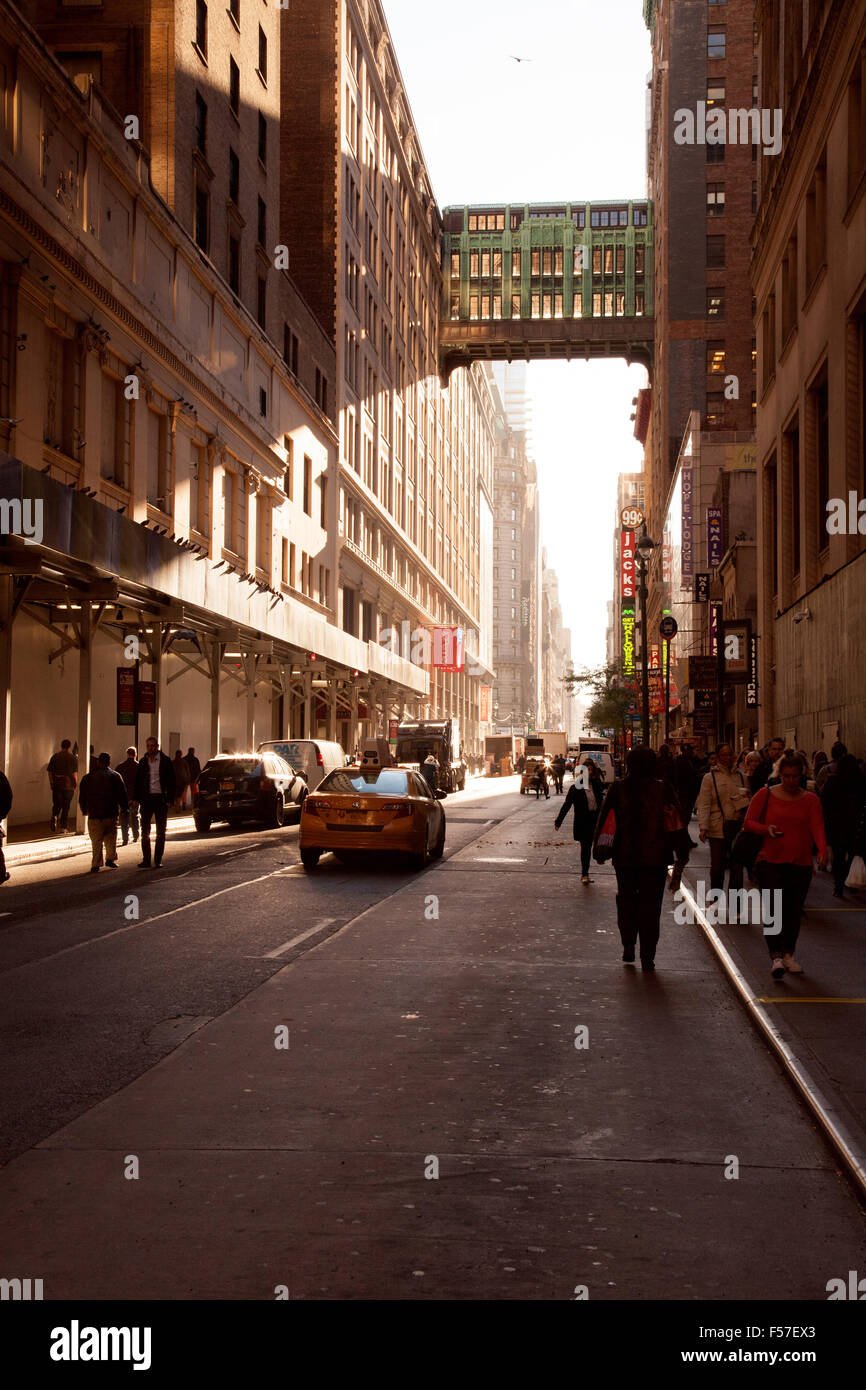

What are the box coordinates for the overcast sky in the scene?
[383,0,652,671]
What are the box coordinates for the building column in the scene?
[150,625,163,745]
[209,639,224,758]
[328,673,338,741]
[303,670,313,739]
[244,654,257,749]
[349,681,359,753]
[76,609,93,832]
[0,576,13,777]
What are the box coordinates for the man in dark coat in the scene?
[555,762,602,883]
[672,743,702,820]
[0,767,12,883]
[134,737,176,868]
[47,738,78,832]
[78,752,128,873]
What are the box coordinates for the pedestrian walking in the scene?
[696,743,751,904]
[672,742,701,822]
[134,737,176,869]
[743,752,827,978]
[815,740,847,794]
[819,754,866,897]
[186,747,202,797]
[172,749,191,811]
[593,746,689,971]
[47,738,78,833]
[551,754,566,794]
[117,746,140,845]
[555,762,601,884]
[533,762,550,799]
[0,767,12,884]
[78,753,128,874]
[421,752,439,795]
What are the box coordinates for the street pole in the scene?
[639,554,650,748]
[664,638,671,744]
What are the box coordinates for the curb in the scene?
[5,817,198,869]
[676,868,866,1200]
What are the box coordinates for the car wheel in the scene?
[407,827,429,871]
[269,793,285,829]
[194,812,212,832]
[300,848,321,870]
[430,816,445,860]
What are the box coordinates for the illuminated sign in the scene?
[746,637,759,708]
[707,507,723,569]
[681,460,694,580]
[622,603,635,676]
[620,529,636,601]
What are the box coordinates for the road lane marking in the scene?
[470,856,527,863]
[264,919,336,958]
[0,863,299,976]
[753,997,866,1004]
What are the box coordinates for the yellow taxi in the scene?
[299,760,446,871]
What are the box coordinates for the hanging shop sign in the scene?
[620,529,636,601]
[695,572,710,603]
[746,636,759,708]
[681,460,694,580]
[622,603,635,677]
[707,507,724,569]
[116,668,136,726]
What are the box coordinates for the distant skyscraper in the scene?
[492,363,533,451]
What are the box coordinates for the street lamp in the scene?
[636,533,656,748]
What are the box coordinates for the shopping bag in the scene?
[845,855,866,889]
[594,809,616,863]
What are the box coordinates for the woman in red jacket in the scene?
[743,752,827,979]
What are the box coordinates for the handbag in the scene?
[730,787,771,871]
[712,770,745,844]
[845,855,866,889]
[594,807,617,863]
[663,800,691,863]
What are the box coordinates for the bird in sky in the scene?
[509,55,533,63]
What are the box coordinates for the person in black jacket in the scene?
[78,752,128,873]
[672,743,702,821]
[134,737,177,868]
[593,746,688,971]
[0,767,12,883]
[555,760,602,884]
[820,754,866,897]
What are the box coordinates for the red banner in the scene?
[479,685,491,722]
[621,530,636,601]
[432,626,465,672]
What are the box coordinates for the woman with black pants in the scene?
[554,761,602,884]
[593,746,688,971]
[744,753,827,978]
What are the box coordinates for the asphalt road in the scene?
[0,774,864,1299]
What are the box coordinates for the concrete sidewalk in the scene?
[3,815,197,868]
[0,793,863,1299]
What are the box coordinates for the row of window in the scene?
[194,0,268,84]
[453,245,647,280]
[465,207,648,231]
[457,291,646,320]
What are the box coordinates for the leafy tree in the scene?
[565,664,633,741]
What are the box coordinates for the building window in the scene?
[284,324,299,375]
[320,473,327,528]
[303,455,312,515]
[146,403,169,513]
[707,342,726,374]
[257,196,266,246]
[195,0,207,58]
[229,57,239,116]
[785,416,801,577]
[707,235,725,268]
[705,392,725,426]
[707,80,725,108]
[194,93,207,153]
[706,184,725,215]
[229,148,239,204]
[44,330,80,458]
[99,371,130,489]
[707,142,725,165]
[810,367,830,553]
[781,235,798,345]
[257,276,267,329]
[194,184,209,252]
[707,288,724,318]
[592,292,601,317]
[283,434,293,499]
[258,112,267,166]
[223,468,237,553]
[229,0,239,24]
[228,235,240,293]
[762,291,776,389]
[634,246,645,276]
[848,47,866,202]
[707,28,726,59]
[258,25,267,83]
[805,150,827,290]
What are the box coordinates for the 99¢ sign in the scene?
[620,505,644,529]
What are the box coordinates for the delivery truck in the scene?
[525,730,568,761]
[394,718,465,792]
[483,733,525,775]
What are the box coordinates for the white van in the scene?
[257,739,346,793]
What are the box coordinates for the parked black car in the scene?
[193,753,307,831]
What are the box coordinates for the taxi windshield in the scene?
[318,769,409,797]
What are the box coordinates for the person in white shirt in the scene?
[133,737,177,868]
